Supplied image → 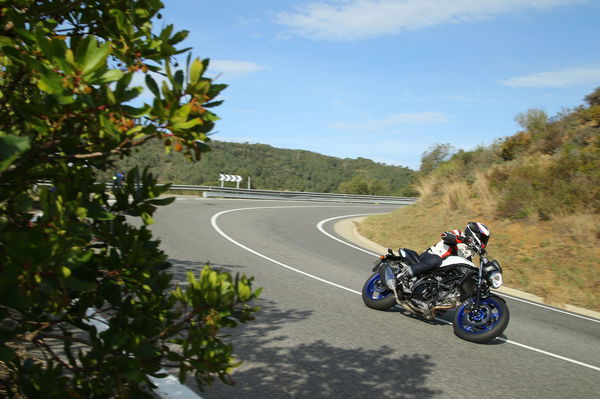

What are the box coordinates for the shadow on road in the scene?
[165,258,442,398]
[197,299,441,398]
[167,258,250,283]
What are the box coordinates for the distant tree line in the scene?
[101,140,417,196]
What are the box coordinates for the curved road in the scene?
[149,198,599,399]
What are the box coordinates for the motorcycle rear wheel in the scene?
[362,272,396,311]
[453,294,509,344]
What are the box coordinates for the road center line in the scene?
[210,207,600,373]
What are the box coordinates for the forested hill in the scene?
[104,140,415,194]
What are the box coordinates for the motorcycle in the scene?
[362,243,509,343]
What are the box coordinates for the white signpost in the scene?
[219,174,243,188]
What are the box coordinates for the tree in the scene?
[514,108,548,135]
[0,1,259,397]
[584,87,600,107]
[419,143,455,175]
[338,175,388,195]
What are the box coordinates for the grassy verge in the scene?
[358,202,600,312]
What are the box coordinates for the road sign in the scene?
[219,174,243,187]
[218,174,242,182]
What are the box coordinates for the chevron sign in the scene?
[218,174,242,182]
[219,174,244,188]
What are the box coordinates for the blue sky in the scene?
[159,0,600,170]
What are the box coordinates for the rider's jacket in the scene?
[426,230,475,260]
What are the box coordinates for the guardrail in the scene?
[35,182,417,205]
[166,184,418,205]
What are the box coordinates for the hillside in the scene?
[102,140,416,195]
[360,88,600,311]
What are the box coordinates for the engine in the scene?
[410,276,461,310]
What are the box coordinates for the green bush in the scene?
[488,153,599,219]
[418,89,600,220]
[0,1,259,396]
[499,132,533,161]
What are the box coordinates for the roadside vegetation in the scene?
[359,89,600,311]
[0,1,259,397]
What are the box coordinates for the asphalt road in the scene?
[148,198,600,399]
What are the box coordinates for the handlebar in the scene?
[470,243,486,256]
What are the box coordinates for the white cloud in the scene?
[331,111,448,130]
[499,67,600,88]
[276,0,582,40]
[208,60,264,77]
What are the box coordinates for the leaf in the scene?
[119,87,143,103]
[202,111,220,123]
[37,71,64,95]
[106,86,116,104]
[170,30,189,45]
[190,80,210,95]
[237,283,252,301]
[0,36,13,48]
[110,9,126,32]
[141,212,154,225]
[125,125,144,137]
[82,40,111,75]
[189,58,204,84]
[203,100,224,108]
[34,27,52,58]
[146,197,175,206]
[145,74,160,98]
[96,69,124,84]
[174,70,184,91]
[0,135,30,172]
[122,104,151,118]
[172,103,191,123]
[172,118,202,130]
[65,48,75,64]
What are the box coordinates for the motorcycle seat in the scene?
[399,248,420,265]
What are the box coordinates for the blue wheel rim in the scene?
[366,274,392,300]
[456,297,503,334]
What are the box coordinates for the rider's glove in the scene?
[463,236,475,246]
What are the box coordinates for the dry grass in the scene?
[358,177,600,311]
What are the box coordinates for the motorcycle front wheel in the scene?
[362,272,396,311]
[453,294,509,344]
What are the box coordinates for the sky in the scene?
[158,0,600,170]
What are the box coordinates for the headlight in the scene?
[488,271,503,288]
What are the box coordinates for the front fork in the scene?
[470,256,488,312]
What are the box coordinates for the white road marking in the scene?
[495,337,600,371]
[316,213,384,255]
[211,206,600,373]
[487,293,600,324]
[211,207,362,295]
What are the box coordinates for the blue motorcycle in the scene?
[362,244,509,344]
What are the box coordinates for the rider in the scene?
[396,222,490,292]
[112,171,125,190]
